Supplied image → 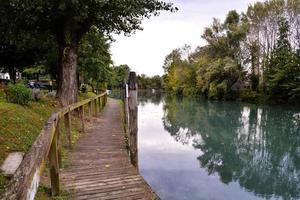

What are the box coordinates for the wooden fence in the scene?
[1,92,107,200]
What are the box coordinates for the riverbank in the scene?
[160,89,300,106]
[0,91,58,195]
[0,90,96,199]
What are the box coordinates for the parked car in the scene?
[27,81,49,89]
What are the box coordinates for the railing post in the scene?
[124,82,129,133]
[64,112,72,149]
[49,124,60,196]
[88,101,92,116]
[98,96,102,111]
[79,106,85,133]
[128,72,138,168]
[94,98,98,116]
[57,119,62,167]
[101,95,104,109]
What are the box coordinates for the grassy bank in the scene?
[0,91,96,198]
[0,91,58,194]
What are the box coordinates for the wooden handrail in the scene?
[1,92,107,200]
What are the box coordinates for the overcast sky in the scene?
[110,0,260,76]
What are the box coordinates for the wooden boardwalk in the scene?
[61,98,159,200]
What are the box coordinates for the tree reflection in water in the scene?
[162,96,300,200]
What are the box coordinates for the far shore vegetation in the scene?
[161,0,300,104]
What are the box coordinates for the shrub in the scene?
[240,90,260,102]
[80,84,88,93]
[5,84,32,105]
[47,91,57,99]
[32,88,43,101]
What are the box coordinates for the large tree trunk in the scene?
[57,44,78,107]
[8,67,16,84]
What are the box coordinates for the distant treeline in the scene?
[137,75,163,90]
[163,0,300,102]
[109,70,164,90]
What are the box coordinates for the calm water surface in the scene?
[137,92,300,200]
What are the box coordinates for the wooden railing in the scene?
[1,92,107,200]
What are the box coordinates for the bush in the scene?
[80,84,88,93]
[240,90,260,102]
[32,88,43,101]
[46,91,57,99]
[5,84,32,105]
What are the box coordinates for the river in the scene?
[137,92,300,200]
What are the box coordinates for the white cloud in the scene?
[111,0,261,76]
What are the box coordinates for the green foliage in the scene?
[163,0,300,103]
[78,26,112,91]
[80,84,88,93]
[268,18,300,99]
[0,0,176,104]
[109,65,131,88]
[5,84,32,105]
[137,74,163,89]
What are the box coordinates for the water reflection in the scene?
[138,94,300,200]
[163,96,300,200]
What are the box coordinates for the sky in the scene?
[110,0,260,76]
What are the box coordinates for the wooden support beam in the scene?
[88,101,92,117]
[49,126,60,196]
[56,120,62,167]
[128,72,138,169]
[94,99,98,116]
[64,112,72,149]
[79,106,85,133]
[98,97,102,111]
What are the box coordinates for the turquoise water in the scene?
[138,93,300,200]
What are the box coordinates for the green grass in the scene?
[0,91,58,195]
[0,100,58,162]
[0,90,86,198]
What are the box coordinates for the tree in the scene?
[3,1,176,106]
[78,26,112,92]
[109,65,131,88]
[0,1,57,84]
[268,18,300,99]
[137,74,163,89]
[0,44,37,83]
